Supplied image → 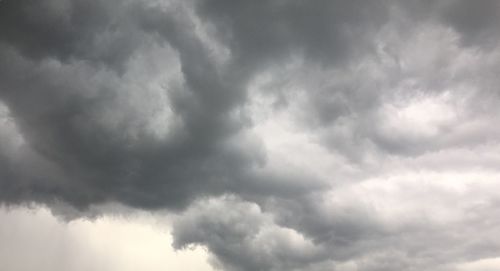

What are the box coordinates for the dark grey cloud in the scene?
[1,0,500,271]
[195,0,388,68]
[0,0,142,70]
[0,0,323,211]
[439,0,500,48]
[172,196,330,271]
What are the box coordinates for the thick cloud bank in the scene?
[1,0,500,270]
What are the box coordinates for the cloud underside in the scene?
[1,0,500,270]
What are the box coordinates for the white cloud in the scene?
[0,205,213,271]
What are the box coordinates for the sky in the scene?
[1,0,500,270]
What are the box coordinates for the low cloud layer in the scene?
[1,0,500,270]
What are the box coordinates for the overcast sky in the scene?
[1,0,500,270]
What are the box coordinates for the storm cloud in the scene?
[1,0,500,270]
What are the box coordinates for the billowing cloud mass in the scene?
[1,0,500,270]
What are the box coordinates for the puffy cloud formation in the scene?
[1,0,500,270]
